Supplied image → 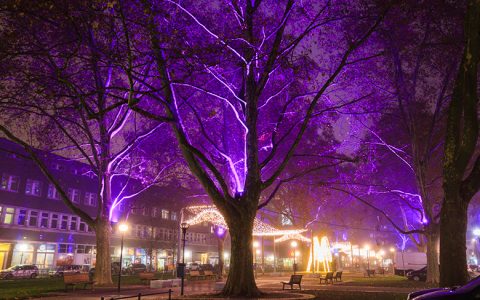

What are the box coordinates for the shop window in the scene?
[1,174,20,192]
[25,179,42,196]
[58,244,74,253]
[28,211,38,227]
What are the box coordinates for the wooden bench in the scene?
[319,272,334,284]
[364,269,376,277]
[138,272,155,284]
[334,271,343,282]
[188,270,204,280]
[203,270,216,280]
[64,273,94,291]
[281,274,303,290]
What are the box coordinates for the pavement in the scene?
[36,274,420,299]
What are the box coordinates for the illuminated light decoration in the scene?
[474,228,480,236]
[184,205,307,237]
[307,236,333,272]
[275,233,311,243]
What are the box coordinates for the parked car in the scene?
[407,266,427,282]
[49,265,86,277]
[125,263,147,274]
[0,265,39,279]
[407,275,480,299]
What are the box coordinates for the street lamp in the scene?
[18,243,28,264]
[180,222,189,296]
[117,223,129,293]
[364,244,370,275]
[291,241,298,275]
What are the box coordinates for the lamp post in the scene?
[253,241,259,278]
[364,244,370,275]
[389,247,395,274]
[180,222,189,296]
[18,243,28,264]
[117,223,129,293]
[291,241,298,275]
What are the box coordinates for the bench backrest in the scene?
[204,270,214,276]
[138,272,155,279]
[64,273,89,283]
[190,270,201,276]
[326,272,334,279]
[289,275,303,284]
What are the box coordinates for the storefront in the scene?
[0,243,11,269]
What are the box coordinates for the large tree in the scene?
[440,0,480,287]
[0,1,175,285]
[128,0,389,296]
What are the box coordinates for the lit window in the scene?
[4,207,14,224]
[47,184,60,200]
[28,211,38,227]
[25,179,42,196]
[171,212,177,221]
[161,209,169,219]
[84,192,97,207]
[1,174,20,192]
[68,188,80,203]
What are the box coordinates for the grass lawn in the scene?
[344,275,436,289]
[0,273,174,300]
[307,290,408,300]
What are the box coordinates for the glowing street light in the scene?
[117,223,129,293]
[291,241,298,275]
[389,247,395,253]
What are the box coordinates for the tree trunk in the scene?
[440,192,469,286]
[222,215,260,297]
[94,218,113,285]
[425,226,440,284]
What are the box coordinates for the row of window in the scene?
[0,206,92,233]
[131,207,178,221]
[1,174,97,207]
[132,225,208,244]
[0,206,210,244]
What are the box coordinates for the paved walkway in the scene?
[38,275,419,299]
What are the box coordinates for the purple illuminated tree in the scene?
[129,0,389,295]
[0,1,178,285]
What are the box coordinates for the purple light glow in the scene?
[215,226,227,238]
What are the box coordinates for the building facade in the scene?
[0,139,217,272]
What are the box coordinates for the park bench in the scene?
[319,272,334,284]
[203,270,216,280]
[334,271,343,282]
[138,272,155,284]
[281,274,303,290]
[188,270,204,280]
[364,269,376,277]
[64,273,94,291]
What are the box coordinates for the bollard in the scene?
[168,289,172,300]
[137,292,141,300]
